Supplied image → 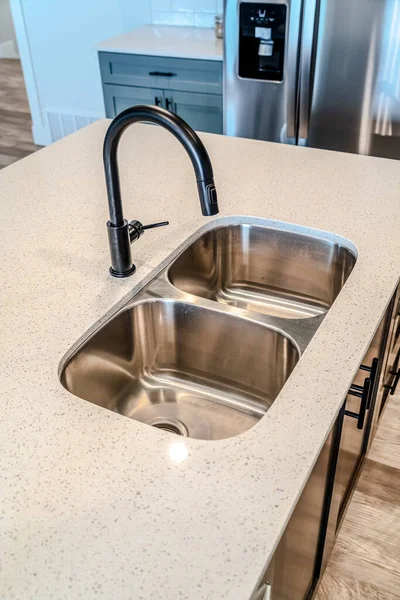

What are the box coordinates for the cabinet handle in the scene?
[264,583,272,600]
[165,97,175,112]
[360,357,379,409]
[390,368,400,395]
[383,347,400,394]
[154,96,162,107]
[149,71,177,77]
[345,377,371,430]
[253,583,272,600]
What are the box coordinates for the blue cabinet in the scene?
[99,52,223,134]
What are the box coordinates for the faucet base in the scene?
[107,219,135,277]
[109,264,136,278]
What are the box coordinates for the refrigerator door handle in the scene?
[286,0,303,141]
[286,64,297,140]
[298,0,318,144]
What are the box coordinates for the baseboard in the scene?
[32,121,53,146]
[0,39,19,59]
[46,110,100,143]
[32,110,101,146]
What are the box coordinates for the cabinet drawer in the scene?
[99,52,223,95]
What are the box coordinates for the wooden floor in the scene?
[0,58,39,169]
[317,393,400,600]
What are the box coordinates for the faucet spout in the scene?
[104,105,218,225]
[103,105,219,277]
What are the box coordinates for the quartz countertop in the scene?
[1,121,400,600]
[96,25,223,61]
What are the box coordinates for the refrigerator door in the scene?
[299,0,400,159]
[224,0,303,144]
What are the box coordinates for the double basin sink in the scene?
[60,221,356,440]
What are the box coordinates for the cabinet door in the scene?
[103,84,164,118]
[335,392,372,523]
[265,427,336,600]
[167,91,223,134]
[331,301,392,532]
[379,289,400,415]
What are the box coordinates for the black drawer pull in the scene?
[165,97,176,112]
[384,347,400,394]
[390,368,400,395]
[149,71,177,77]
[345,377,371,430]
[360,357,379,408]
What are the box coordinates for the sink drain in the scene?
[146,416,189,437]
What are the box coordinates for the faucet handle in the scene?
[128,220,169,243]
[141,221,169,231]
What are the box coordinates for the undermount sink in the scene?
[60,299,299,440]
[168,225,357,319]
[60,220,357,440]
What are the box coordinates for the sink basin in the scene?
[60,299,299,440]
[60,220,357,440]
[168,225,357,319]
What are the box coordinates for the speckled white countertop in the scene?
[1,121,400,600]
[96,25,223,61]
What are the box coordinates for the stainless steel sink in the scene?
[168,225,356,319]
[60,220,357,440]
[61,299,299,440]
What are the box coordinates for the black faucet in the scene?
[103,104,219,278]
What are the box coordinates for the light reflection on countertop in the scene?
[168,441,189,463]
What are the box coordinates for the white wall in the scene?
[0,0,18,57]
[119,1,151,33]
[11,0,152,145]
[151,0,223,27]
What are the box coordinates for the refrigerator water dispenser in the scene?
[239,3,287,82]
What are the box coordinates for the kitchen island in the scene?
[1,121,400,600]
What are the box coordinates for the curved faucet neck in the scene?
[103,105,218,226]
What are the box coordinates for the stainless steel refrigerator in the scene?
[224,0,400,160]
